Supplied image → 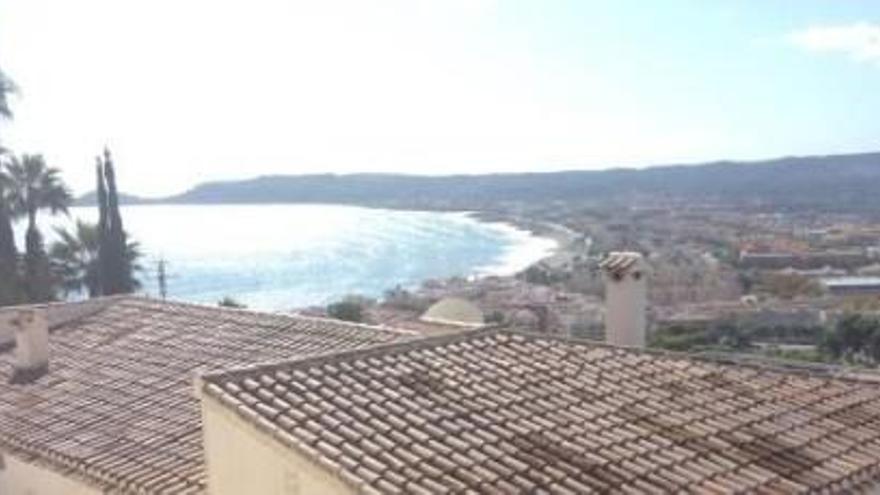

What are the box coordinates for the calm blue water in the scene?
[32,204,555,310]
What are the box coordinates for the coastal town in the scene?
[317,199,880,365]
[5,2,880,494]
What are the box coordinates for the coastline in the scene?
[49,203,577,311]
[468,219,559,277]
[466,211,581,276]
[348,211,588,333]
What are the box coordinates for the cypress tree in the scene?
[98,148,135,295]
[95,157,110,294]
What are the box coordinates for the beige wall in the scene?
[201,393,356,495]
[0,450,101,495]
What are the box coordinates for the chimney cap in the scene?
[600,252,644,277]
[13,308,42,329]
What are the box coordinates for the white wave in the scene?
[473,221,559,277]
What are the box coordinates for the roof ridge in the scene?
[287,312,417,336]
[0,294,132,314]
[506,328,880,383]
[203,323,880,387]
[125,296,416,336]
[201,326,502,383]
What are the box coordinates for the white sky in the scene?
[0,0,877,196]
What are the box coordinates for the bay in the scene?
[27,204,556,310]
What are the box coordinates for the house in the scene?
[200,329,880,494]
[821,277,880,296]
[0,296,411,494]
[6,294,880,494]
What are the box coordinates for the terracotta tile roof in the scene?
[203,330,880,494]
[0,296,410,494]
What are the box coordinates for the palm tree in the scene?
[6,154,71,228]
[0,68,16,156]
[50,220,142,298]
[0,163,16,259]
[0,68,18,305]
[0,163,20,305]
[0,67,15,120]
[6,154,71,301]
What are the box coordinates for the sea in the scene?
[31,204,557,310]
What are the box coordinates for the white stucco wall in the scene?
[0,450,101,495]
[201,392,356,495]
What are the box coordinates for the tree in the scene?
[0,67,15,120]
[0,68,19,305]
[650,320,753,352]
[650,324,714,351]
[49,221,141,298]
[0,161,20,305]
[822,314,880,364]
[95,148,136,295]
[218,297,246,309]
[327,297,368,323]
[96,157,110,292]
[710,320,753,350]
[0,68,16,157]
[6,154,71,302]
[383,285,431,312]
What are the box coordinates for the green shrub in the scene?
[327,299,366,322]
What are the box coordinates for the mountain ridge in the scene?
[73,151,880,212]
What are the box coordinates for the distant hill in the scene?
[76,151,880,212]
[73,191,153,207]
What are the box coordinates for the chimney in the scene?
[12,309,49,379]
[600,252,648,348]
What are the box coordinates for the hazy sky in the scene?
[0,1,878,196]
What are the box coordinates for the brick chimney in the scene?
[600,252,648,348]
[13,309,49,379]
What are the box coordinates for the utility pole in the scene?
[157,258,168,300]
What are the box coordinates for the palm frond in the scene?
[50,220,141,297]
[4,153,71,219]
[0,68,17,120]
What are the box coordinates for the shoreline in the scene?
[346,212,589,333]
[466,211,581,275]
[55,204,578,311]
[471,220,559,278]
